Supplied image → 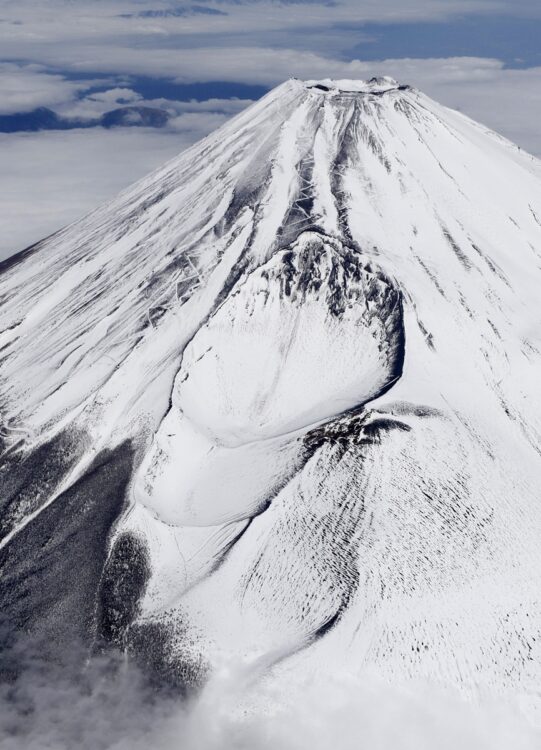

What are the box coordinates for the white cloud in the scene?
[0,124,212,259]
[0,63,94,115]
[88,87,142,104]
[0,0,514,48]
[1,1,539,85]
[56,91,252,119]
[1,645,540,750]
[56,87,144,119]
[0,0,535,87]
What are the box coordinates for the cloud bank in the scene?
[1,636,540,750]
[0,125,216,258]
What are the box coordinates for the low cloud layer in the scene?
[0,64,97,115]
[1,635,540,750]
[1,0,540,83]
[0,124,216,258]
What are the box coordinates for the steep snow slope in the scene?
[1,77,541,714]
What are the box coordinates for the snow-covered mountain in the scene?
[1,77,541,714]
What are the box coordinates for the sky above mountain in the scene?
[1,0,541,257]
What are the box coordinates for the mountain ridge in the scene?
[1,78,541,715]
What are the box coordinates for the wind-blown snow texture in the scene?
[1,77,541,716]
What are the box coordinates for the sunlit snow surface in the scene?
[1,77,541,726]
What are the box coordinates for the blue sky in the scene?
[1,0,541,256]
[346,15,541,67]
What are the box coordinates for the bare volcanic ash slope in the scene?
[1,77,541,719]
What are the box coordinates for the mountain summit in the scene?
[1,79,541,710]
